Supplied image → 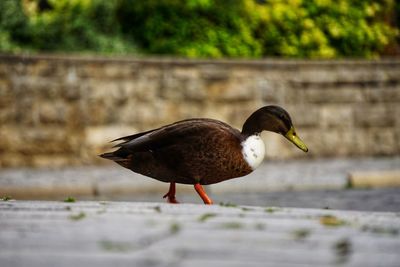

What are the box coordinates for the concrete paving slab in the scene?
[0,201,399,267]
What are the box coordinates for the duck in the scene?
[100,105,308,205]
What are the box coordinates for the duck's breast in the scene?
[241,134,265,170]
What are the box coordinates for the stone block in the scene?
[286,105,320,127]
[367,128,397,155]
[177,103,205,120]
[334,67,384,83]
[183,81,207,101]
[65,103,87,129]
[364,87,400,103]
[0,107,15,124]
[0,126,15,152]
[395,105,400,127]
[294,128,369,157]
[38,101,67,124]
[79,62,140,79]
[354,105,395,128]
[319,130,361,157]
[384,68,400,82]
[12,76,62,99]
[60,68,83,101]
[349,130,370,156]
[118,101,169,126]
[61,84,82,101]
[289,68,333,84]
[0,125,76,155]
[13,97,40,126]
[219,77,258,101]
[320,105,353,128]
[86,99,114,125]
[283,87,306,104]
[204,75,259,102]
[20,127,76,154]
[27,60,73,78]
[161,72,205,101]
[102,63,139,79]
[85,79,124,101]
[0,79,17,115]
[31,155,72,168]
[0,152,29,167]
[304,87,364,103]
[291,65,397,84]
[200,64,231,81]
[172,67,199,79]
[260,80,286,104]
[0,63,8,78]
[0,79,12,99]
[122,79,159,101]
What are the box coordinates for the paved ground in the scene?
[1,201,399,267]
[1,157,399,212]
[116,188,400,212]
[1,157,399,196]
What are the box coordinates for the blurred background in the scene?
[0,0,399,210]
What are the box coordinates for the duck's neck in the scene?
[241,107,283,136]
[242,115,262,137]
[241,134,265,170]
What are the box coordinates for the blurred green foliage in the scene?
[0,0,29,52]
[0,0,398,58]
[122,0,398,58]
[0,0,137,54]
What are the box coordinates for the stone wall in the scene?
[0,54,399,167]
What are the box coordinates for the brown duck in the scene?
[100,105,308,204]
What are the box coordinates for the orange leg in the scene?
[194,183,213,205]
[163,182,179,204]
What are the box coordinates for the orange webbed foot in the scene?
[163,182,179,204]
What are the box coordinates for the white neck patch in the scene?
[241,135,265,170]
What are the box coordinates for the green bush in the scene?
[28,0,137,53]
[0,0,137,54]
[0,0,29,52]
[117,0,263,58]
[119,0,398,58]
[0,0,398,58]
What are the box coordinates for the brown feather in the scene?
[102,118,252,185]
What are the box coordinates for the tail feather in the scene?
[99,152,124,161]
[99,147,132,161]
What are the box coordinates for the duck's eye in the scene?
[293,132,296,136]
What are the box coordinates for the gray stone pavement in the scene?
[117,187,400,212]
[1,157,399,199]
[1,201,399,267]
[214,188,400,212]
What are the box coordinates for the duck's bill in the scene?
[284,127,308,152]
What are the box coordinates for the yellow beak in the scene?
[284,126,308,152]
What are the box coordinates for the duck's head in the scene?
[242,105,308,152]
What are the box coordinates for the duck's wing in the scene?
[113,118,240,152]
[110,128,158,148]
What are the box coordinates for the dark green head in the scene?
[242,105,308,152]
